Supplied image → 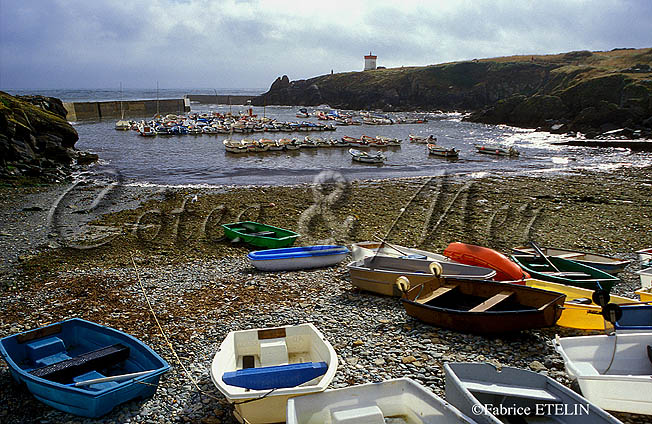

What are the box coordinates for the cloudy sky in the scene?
[1,0,650,91]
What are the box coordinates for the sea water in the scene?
[6,89,651,187]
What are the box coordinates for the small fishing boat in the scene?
[409,134,436,144]
[637,266,652,289]
[248,245,349,271]
[554,332,652,415]
[222,221,299,248]
[348,256,496,297]
[512,246,631,274]
[444,362,621,424]
[349,148,385,164]
[341,135,366,146]
[475,144,519,156]
[398,276,565,333]
[287,378,473,424]
[443,242,529,282]
[0,318,170,418]
[115,120,131,131]
[351,241,450,263]
[510,254,619,291]
[210,323,337,424]
[223,139,248,153]
[524,279,639,330]
[427,143,459,158]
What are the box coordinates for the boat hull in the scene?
[351,241,449,263]
[247,245,349,271]
[444,362,621,424]
[512,246,631,274]
[0,318,169,418]
[210,323,337,424]
[444,242,529,281]
[222,221,299,248]
[524,279,637,330]
[400,278,564,334]
[511,255,619,291]
[348,256,496,297]
[287,378,472,424]
[555,332,652,415]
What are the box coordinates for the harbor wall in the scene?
[63,99,190,121]
[184,94,259,105]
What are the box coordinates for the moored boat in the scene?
[398,275,565,333]
[636,287,652,302]
[444,242,529,282]
[510,254,619,291]
[444,362,622,424]
[222,221,299,248]
[427,143,459,158]
[475,144,519,156]
[210,323,338,424]
[348,148,385,164]
[512,246,631,274]
[348,255,496,297]
[248,245,349,271]
[409,134,436,144]
[0,318,170,418]
[554,332,652,415]
[637,266,652,289]
[287,378,473,424]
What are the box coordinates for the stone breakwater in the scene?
[1,168,652,423]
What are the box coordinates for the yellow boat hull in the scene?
[636,287,652,302]
[524,279,636,330]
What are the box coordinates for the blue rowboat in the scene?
[247,245,349,271]
[0,318,170,418]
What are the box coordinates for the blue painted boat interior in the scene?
[248,245,349,260]
[615,305,652,330]
[0,318,170,417]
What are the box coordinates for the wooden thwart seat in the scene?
[417,284,458,304]
[469,290,514,312]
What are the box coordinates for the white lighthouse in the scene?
[364,52,377,71]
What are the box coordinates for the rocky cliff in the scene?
[255,48,652,136]
[0,91,97,182]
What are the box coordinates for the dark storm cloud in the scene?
[1,0,650,89]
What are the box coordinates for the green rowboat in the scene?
[510,254,619,292]
[222,221,299,248]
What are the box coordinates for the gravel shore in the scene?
[1,167,651,423]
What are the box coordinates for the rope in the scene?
[130,254,221,402]
[131,254,274,423]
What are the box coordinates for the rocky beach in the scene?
[1,166,651,423]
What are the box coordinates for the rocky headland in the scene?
[255,48,652,137]
[0,91,97,183]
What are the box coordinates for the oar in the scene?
[530,241,561,273]
[68,370,154,387]
[373,235,411,257]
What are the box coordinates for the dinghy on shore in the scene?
[287,378,473,424]
[348,255,496,297]
[222,221,299,248]
[512,246,631,274]
[397,275,565,334]
[247,245,349,271]
[554,332,652,415]
[351,241,450,263]
[524,279,639,330]
[0,318,170,418]
[210,323,337,424]
[444,362,622,424]
[511,254,619,291]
